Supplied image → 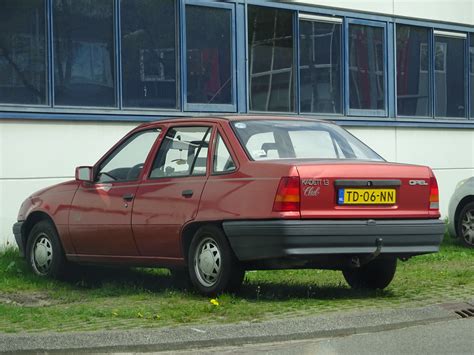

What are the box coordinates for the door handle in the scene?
[182,189,194,198]
[122,193,135,202]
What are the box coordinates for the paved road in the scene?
[168,318,474,355]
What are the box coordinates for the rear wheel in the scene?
[188,225,244,296]
[342,257,397,290]
[457,202,474,248]
[26,220,66,278]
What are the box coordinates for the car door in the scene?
[69,128,161,256]
[132,125,213,260]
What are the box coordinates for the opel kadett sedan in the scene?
[13,116,445,295]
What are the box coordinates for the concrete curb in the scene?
[0,303,462,353]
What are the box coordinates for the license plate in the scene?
[338,188,396,205]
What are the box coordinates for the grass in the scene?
[0,235,473,333]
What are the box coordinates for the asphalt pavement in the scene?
[0,300,472,353]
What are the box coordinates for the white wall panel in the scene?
[0,120,137,179]
[394,0,473,26]
[347,127,398,162]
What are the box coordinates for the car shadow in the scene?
[61,265,393,301]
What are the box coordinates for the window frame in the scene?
[182,1,237,113]
[94,127,162,183]
[345,18,388,117]
[148,124,214,180]
[211,129,239,175]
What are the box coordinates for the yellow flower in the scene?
[210,299,220,306]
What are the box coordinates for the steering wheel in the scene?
[126,163,144,180]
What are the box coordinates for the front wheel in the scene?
[342,257,397,290]
[188,225,244,296]
[26,220,67,278]
[457,202,474,248]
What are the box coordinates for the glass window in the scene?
[434,34,466,118]
[396,25,430,117]
[299,19,342,114]
[0,0,47,105]
[470,35,474,118]
[98,129,160,183]
[233,120,384,161]
[121,0,177,109]
[150,127,212,178]
[213,133,236,173]
[186,6,232,106]
[349,24,385,112]
[53,0,115,107]
[248,6,294,112]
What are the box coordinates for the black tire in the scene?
[342,257,397,290]
[26,220,67,278]
[456,201,474,248]
[188,225,244,296]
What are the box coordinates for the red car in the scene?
[13,117,445,295]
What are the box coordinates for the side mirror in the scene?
[75,166,94,182]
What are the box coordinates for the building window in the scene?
[121,0,177,109]
[348,23,386,114]
[248,6,294,112]
[53,0,115,107]
[434,31,466,118]
[299,15,342,114]
[185,5,233,107]
[396,25,430,117]
[470,35,474,118]
[0,0,47,105]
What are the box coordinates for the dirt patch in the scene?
[0,292,54,307]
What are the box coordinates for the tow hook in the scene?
[351,237,384,268]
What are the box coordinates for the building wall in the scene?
[1,120,473,247]
[291,0,474,25]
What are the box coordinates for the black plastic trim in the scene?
[12,222,25,257]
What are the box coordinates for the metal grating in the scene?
[440,302,474,318]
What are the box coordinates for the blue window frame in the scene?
[183,1,236,113]
[470,33,474,118]
[345,19,388,117]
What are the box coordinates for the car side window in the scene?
[150,126,212,178]
[213,133,236,173]
[97,129,161,183]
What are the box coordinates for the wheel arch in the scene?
[454,196,474,236]
[22,211,59,253]
[180,221,224,265]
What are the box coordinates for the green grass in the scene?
[0,236,473,333]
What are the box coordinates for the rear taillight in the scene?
[273,176,300,212]
[429,176,439,210]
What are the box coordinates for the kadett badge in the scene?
[302,178,329,186]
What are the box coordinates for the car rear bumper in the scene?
[222,219,445,261]
[12,221,25,257]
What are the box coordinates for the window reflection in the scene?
[434,35,465,118]
[396,25,430,117]
[349,24,385,112]
[248,6,294,112]
[53,0,115,107]
[121,0,177,109]
[299,19,341,114]
[0,0,47,105]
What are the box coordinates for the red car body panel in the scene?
[15,116,444,267]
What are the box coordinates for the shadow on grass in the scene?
[1,248,394,302]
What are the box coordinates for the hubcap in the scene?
[461,209,474,246]
[32,233,53,275]
[194,237,221,287]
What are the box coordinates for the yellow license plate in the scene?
[338,188,396,205]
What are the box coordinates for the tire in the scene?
[26,220,67,278]
[457,201,474,248]
[342,257,397,290]
[188,225,244,296]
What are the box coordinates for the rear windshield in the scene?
[232,120,384,162]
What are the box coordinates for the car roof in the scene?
[136,115,330,130]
